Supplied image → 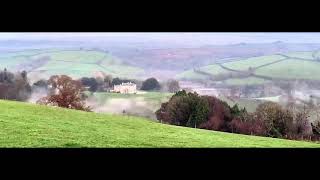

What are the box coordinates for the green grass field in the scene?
[255,59,320,80]
[223,77,271,86]
[223,55,285,71]
[0,100,319,147]
[283,51,315,59]
[176,70,209,80]
[176,64,229,80]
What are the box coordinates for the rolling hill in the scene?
[115,42,320,71]
[0,100,319,147]
[0,49,144,82]
[176,50,320,86]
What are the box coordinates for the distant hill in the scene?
[113,43,320,71]
[0,49,144,82]
[3,41,320,81]
[176,50,320,85]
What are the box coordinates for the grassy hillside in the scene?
[0,49,144,82]
[0,100,319,147]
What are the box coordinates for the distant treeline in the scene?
[0,68,181,103]
[0,68,31,101]
[79,75,180,93]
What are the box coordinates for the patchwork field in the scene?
[0,100,319,147]
[176,51,320,85]
[0,49,144,82]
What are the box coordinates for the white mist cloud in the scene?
[1,32,320,45]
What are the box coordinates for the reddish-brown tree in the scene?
[37,75,91,111]
[199,96,232,131]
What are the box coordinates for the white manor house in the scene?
[111,82,137,94]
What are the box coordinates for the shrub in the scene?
[199,96,232,131]
[230,113,267,136]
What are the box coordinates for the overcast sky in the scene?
[1,33,320,45]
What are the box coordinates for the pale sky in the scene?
[0,33,320,45]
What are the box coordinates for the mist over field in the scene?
[3,33,320,146]
[2,32,320,119]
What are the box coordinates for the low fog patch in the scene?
[28,87,48,103]
[86,96,157,120]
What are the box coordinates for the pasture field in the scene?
[223,55,285,71]
[176,64,229,81]
[223,77,271,86]
[177,51,320,85]
[254,59,320,80]
[176,70,209,80]
[283,51,315,59]
[0,100,319,147]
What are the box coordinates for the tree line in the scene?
[0,68,181,112]
[0,68,31,101]
[79,75,180,93]
[156,90,320,141]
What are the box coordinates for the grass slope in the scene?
[0,100,319,147]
